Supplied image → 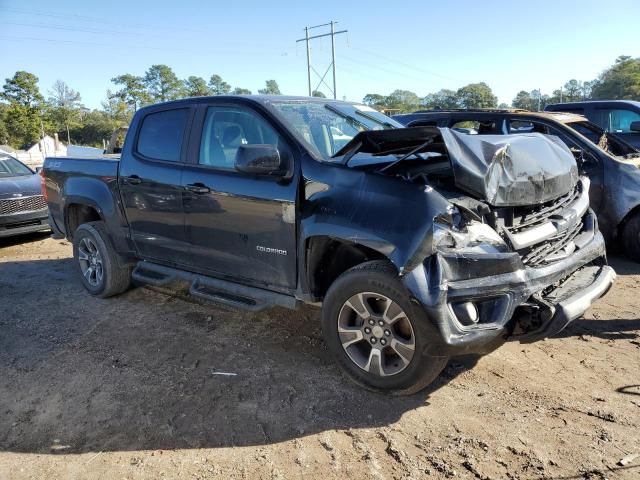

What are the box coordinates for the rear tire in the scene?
[321,260,448,395]
[622,213,640,262]
[72,221,131,298]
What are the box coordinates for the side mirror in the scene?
[35,166,43,174]
[235,144,284,176]
[630,121,640,132]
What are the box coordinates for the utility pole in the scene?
[296,22,348,99]
[330,21,337,100]
[304,26,311,98]
[537,88,542,111]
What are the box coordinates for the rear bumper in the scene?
[48,213,66,239]
[0,209,50,238]
[402,230,613,357]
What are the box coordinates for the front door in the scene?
[181,104,298,290]
[118,107,192,264]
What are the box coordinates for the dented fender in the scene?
[299,154,452,275]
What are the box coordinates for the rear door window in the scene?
[137,108,189,162]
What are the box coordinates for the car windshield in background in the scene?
[0,156,33,177]
[271,101,399,160]
[566,120,604,144]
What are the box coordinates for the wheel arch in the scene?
[618,202,640,239]
[64,201,104,240]
[304,235,394,300]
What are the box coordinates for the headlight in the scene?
[433,219,508,254]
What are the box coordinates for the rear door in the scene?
[180,102,298,290]
[118,106,193,264]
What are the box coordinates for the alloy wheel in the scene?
[77,237,104,287]
[337,292,416,377]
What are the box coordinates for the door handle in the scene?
[184,183,211,194]
[123,175,142,185]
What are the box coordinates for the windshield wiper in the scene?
[324,103,368,130]
[378,138,435,173]
[354,110,396,129]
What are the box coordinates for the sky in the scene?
[0,0,638,110]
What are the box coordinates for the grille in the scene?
[0,195,47,215]
[508,184,581,233]
[520,220,583,266]
[495,182,588,268]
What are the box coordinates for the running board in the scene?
[132,261,298,312]
[132,264,177,286]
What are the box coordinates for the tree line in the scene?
[363,56,639,113]
[0,64,282,150]
[0,56,638,150]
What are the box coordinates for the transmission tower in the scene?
[296,21,348,99]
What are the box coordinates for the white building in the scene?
[11,134,67,169]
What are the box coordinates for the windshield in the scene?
[271,101,401,160]
[0,156,33,177]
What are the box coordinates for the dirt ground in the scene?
[0,232,638,480]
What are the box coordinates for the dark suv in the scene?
[393,109,640,261]
[545,100,640,148]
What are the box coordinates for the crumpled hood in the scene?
[441,129,579,207]
[0,174,41,199]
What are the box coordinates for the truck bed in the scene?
[43,155,122,239]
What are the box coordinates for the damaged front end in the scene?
[340,127,615,356]
[401,187,615,356]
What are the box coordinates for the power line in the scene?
[349,46,460,82]
[2,7,293,50]
[0,35,290,57]
[1,6,212,34]
[337,52,444,87]
[2,21,174,38]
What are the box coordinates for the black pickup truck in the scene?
[43,96,615,394]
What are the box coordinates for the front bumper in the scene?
[0,209,50,238]
[402,229,614,357]
[517,264,615,343]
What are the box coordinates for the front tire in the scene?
[321,261,448,395]
[73,221,131,298]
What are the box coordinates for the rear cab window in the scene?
[508,120,535,134]
[508,118,582,151]
[449,119,501,135]
[137,108,189,162]
[567,122,602,144]
[408,120,438,127]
